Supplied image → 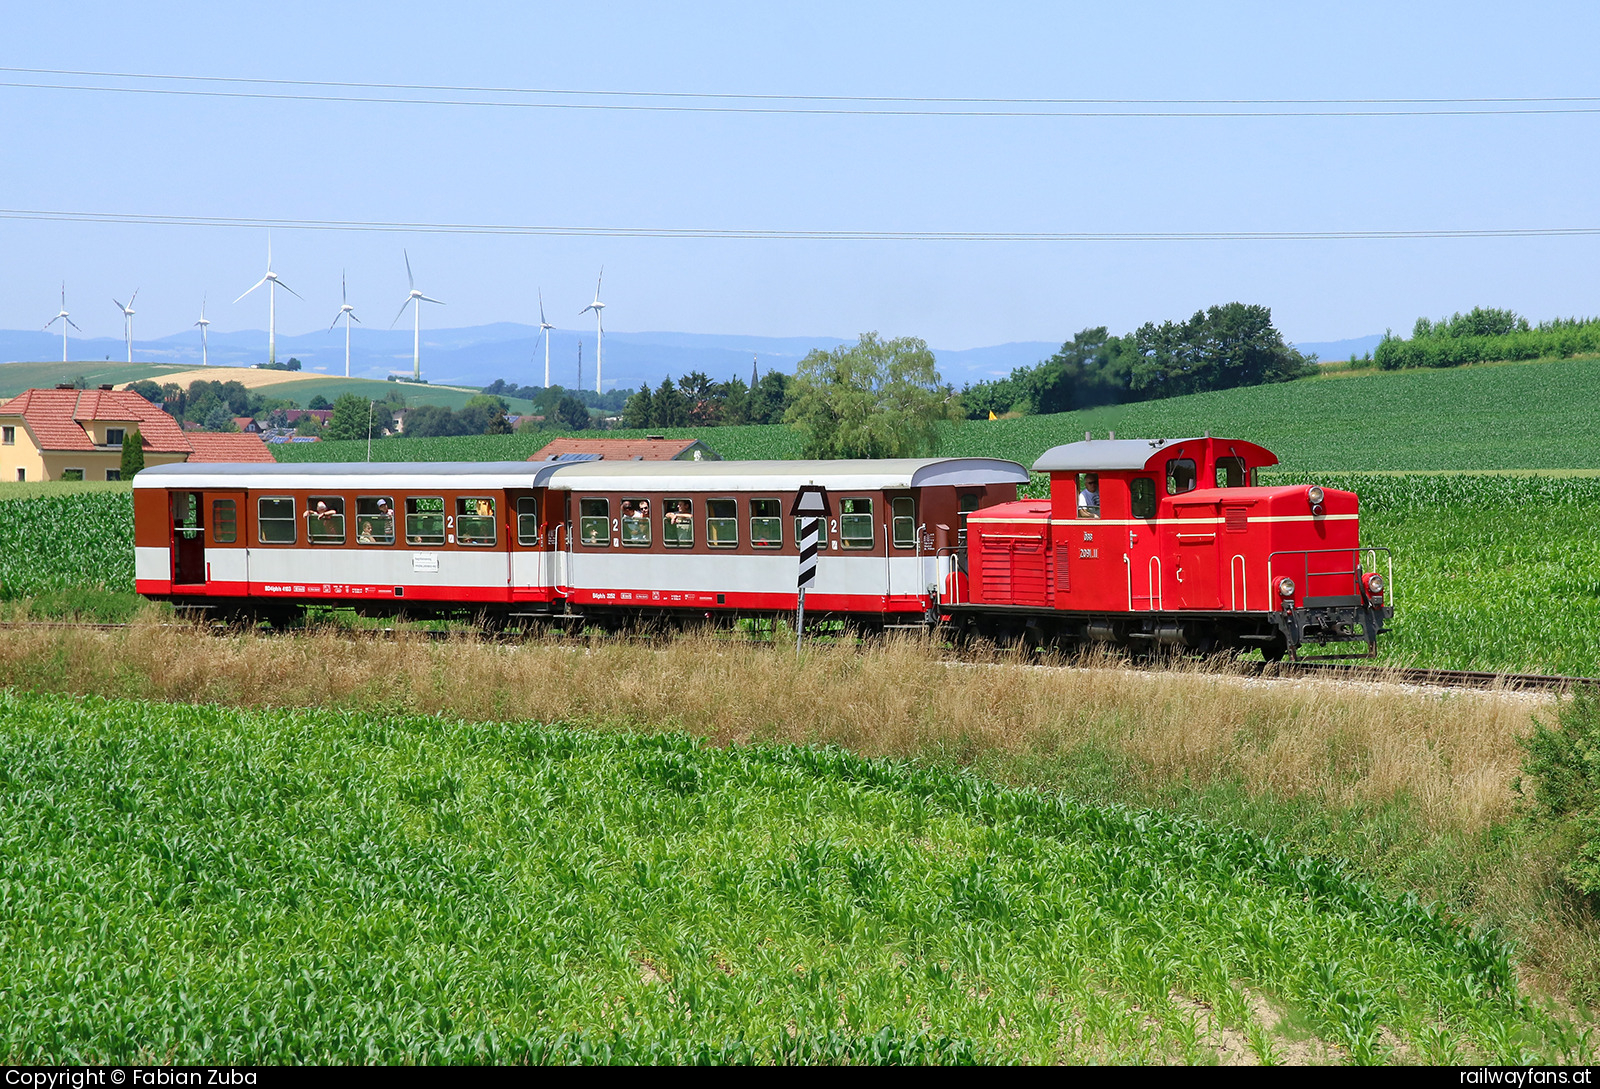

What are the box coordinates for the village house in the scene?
[527,435,722,463]
[0,386,275,482]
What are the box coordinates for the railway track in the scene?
[2,619,1594,693]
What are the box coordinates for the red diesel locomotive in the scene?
[131,435,1391,657]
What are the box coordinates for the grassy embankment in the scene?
[0,639,1587,1063]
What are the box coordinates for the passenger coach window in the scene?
[892,497,916,548]
[620,498,651,545]
[406,497,446,546]
[1130,478,1158,520]
[579,498,609,546]
[306,496,346,545]
[840,498,873,550]
[1166,458,1197,495]
[957,494,980,547]
[257,497,296,544]
[516,497,540,546]
[356,496,395,545]
[707,499,738,548]
[751,499,782,548]
[212,499,237,544]
[795,516,825,547]
[457,497,496,546]
[664,499,693,547]
[1216,457,1246,488]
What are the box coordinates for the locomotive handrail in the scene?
[934,546,964,606]
[1266,546,1390,609]
[1230,554,1247,611]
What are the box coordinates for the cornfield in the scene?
[0,491,134,596]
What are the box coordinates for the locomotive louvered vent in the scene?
[1224,506,1248,533]
[1054,544,1071,592]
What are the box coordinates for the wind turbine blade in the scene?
[128,288,139,307]
[113,298,126,312]
[276,279,304,300]
[539,288,546,325]
[329,313,343,331]
[234,275,269,303]
[579,304,594,316]
[342,271,348,305]
[418,295,445,305]
[391,297,414,328]
[596,267,604,298]
[43,316,58,330]
[404,250,414,291]
[67,317,81,331]
[349,313,362,324]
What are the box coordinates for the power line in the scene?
[3,207,1597,243]
[1,66,1598,117]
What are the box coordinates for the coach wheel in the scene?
[1259,637,1288,664]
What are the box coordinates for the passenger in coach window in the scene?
[358,520,376,545]
[307,501,337,533]
[665,500,690,526]
[376,498,394,533]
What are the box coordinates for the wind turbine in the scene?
[43,283,79,363]
[390,250,444,381]
[112,290,139,363]
[234,234,301,367]
[329,272,361,377]
[537,289,554,387]
[195,297,211,366]
[579,269,604,395]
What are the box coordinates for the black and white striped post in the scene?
[790,485,830,655]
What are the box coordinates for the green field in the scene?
[0,360,192,397]
[272,353,1600,472]
[0,687,1564,1064]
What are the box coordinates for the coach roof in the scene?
[130,457,1031,493]
[1031,437,1278,473]
[533,457,1030,492]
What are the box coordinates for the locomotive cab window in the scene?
[664,499,693,547]
[257,497,296,544]
[516,497,540,546]
[1166,458,1197,495]
[457,497,496,546]
[1216,456,1247,488]
[356,496,395,545]
[579,498,609,546]
[306,496,346,545]
[1076,473,1101,519]
[751,499,782,548]
[620,498,651,546]
[707,499,738,548]
[406,497,446,546]
[212,499,237,544]
[892,497,916,548]
[1130,478,1158,520]
[839,498,873,550]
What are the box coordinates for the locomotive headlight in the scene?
[1364,573,1386,596]
[1307,486,1325,507]
[1277,577,1296,599]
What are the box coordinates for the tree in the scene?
[120,427,145,478]
[126,380,164,404]
[294,413,324,437]
[402,404,468,437]
[622,383,655,429]
[458,394,510,434]
[307,394,331,410]
[785,332,957,459]
[202,404,238,432]
[323,394,373,441]
[747,370,793,424]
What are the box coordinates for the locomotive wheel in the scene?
[1259,637,1289,663]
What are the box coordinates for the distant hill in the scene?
[1293,334,1384,361]
[0,325,1061,393]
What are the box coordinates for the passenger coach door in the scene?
[508,490,544,593]
[206,492,248,593]
[170,491,205,586]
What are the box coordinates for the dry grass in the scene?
[2,617,1595,1003]
[0,620,1539,835]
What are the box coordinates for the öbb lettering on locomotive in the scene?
[131,437,1392,657]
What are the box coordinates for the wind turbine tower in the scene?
[538,289,554,387]
[195,297,211,367]
[579,269,605,395]
[391,251,444,381]
[112,290,139,363]
[234,234,301,366]
[329,272,361,378]
[43,283,79,363]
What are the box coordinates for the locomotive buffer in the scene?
[791,484,830,654]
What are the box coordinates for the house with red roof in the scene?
[0,386,275,482]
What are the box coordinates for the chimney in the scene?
[99,384,114,391]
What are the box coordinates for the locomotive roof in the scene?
[131,457,1030,492]
[1031,437,1278,472]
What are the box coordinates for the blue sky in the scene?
[4,1,1600,351]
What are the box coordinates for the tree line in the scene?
[621,371,795,429]
[1373,307,1600,370]
[960,303,1314,419]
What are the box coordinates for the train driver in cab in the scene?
[1077,473,1100,518]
